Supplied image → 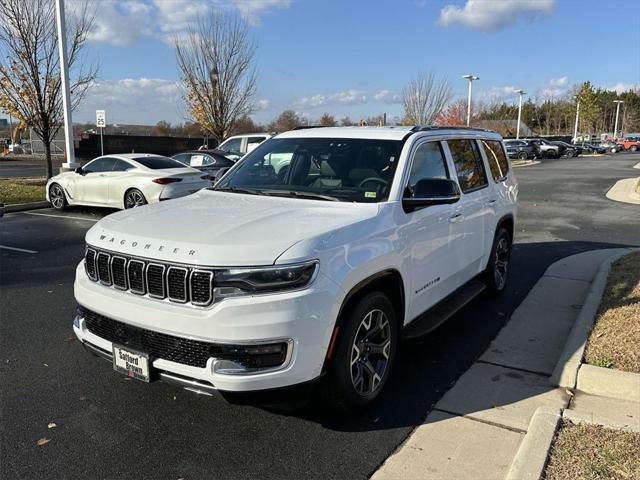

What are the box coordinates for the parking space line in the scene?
[0,245,38,254]
[23,212,99,222]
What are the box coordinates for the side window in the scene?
[482,140,510,182]
[172,153,189,165]
[247,136,266,153]
[448,139,488,193]
[218,137,242,155]
[83,157,116,173]
[112,159,134,172]
[408,141,449,189]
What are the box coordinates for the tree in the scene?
[401,72,452,125]
[576,81,601,134]
[0,0,97,178]
[434,100,467,126]
[319,113,336,127]
[175,12,257,144]
[270,110,302,132]
[340,116,354,126]
[230,114,260,135]
[152,120,172,136]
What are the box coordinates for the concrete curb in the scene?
[605,177,640,204]
[4,201,51,213]
[563,407,640,433]
[505,407,561,480]
[634,161,640,169]
[577,364,640,403]
[549,248,637,388]
[512,160,541,168]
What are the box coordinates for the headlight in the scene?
[214,260,319,299]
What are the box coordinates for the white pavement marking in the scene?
[0,245,38,254]
[23,212,99,222]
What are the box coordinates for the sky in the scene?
[4,0,640,126]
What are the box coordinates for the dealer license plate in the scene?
[112,345,151,382]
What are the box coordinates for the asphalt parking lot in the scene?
[1,153,639,479]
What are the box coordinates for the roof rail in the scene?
[410,125,496,134]
[291,125,327,130]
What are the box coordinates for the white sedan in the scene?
[46,154,211,210]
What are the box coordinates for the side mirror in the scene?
[403,178,460,212]
[213,167,230,183]
[75,166,84,175]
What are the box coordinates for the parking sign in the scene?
[96,110,106,128]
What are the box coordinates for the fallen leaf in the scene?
[64,336,76,344]
[47,422,57,429]
[36,437,51,446]
[565,388,575,397]
[79,396,88,401]
[43,364,48,367]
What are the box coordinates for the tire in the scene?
[546,150,558,159]
[482,227,512,296]
[49,183,68,210]
[322,291,398,413]
[124,188,147,209]
[517,151,528,160]
[631,146,638,152]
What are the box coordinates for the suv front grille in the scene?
[84,248,215,306]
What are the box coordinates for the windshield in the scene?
[215,137,403,203]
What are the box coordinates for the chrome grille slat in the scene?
[85,247,215,306]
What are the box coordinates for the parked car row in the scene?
[504,135,636,160]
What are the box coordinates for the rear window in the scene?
[133,156,184,169]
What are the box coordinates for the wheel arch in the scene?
[322,269,405,372]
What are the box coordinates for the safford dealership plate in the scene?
[112,344,151,382]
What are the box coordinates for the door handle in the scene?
[449,213,464,223]
[485,199,497,206]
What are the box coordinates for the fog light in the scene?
[211,341,291,375]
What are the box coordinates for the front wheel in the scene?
[323,292,397,413]
[49,183,67,210]
[124,189,147,209]
[631,146,638,152]
[483,228,512,295]
[517,151,528,160]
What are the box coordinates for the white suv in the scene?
[216,133,274,161]
[73,126,517,411]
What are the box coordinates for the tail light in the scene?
[152,177,183,185]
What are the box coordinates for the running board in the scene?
[402,280,486,339]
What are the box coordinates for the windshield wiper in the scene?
[261,190,340,202]
[212,186,263,195]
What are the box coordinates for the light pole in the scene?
[55,0,78,171]
[515,89,526,139]
[613,100,623,140]
[573,96,580,142]
[462,74,479,126]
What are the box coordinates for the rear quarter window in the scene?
[133,156,184,169]
[482,140,510,182]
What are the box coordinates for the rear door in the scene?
[446,138,491,281]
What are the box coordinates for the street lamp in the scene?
[462,74,479,126]
[573,95,580,142]
[613,100,624,140]
[515,89,526,140]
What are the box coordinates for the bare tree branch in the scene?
[402,72,452,125]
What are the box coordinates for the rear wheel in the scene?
[49,183,67,210]
[547,150,558,159]
[517,151,528,160]
[483,227,512,295]
[323,292,397,413]
[124,189,147,209]
[631,145,638,152]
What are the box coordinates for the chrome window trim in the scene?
[96,252,112,285]
[127,259,147,295]
[190,269,214,306]
[167,266,189,303]
[110,255,128,290]
[146,263,166,299]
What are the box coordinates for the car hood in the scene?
[85,189,379,266]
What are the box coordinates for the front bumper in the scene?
[73,262,340,393]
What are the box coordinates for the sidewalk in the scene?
[372,248,635,480]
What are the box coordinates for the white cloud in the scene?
[439,0,555,32]
[608,82,640,94]
[296,89,367,108]
[549,76,567,87]
[255,99,271,110]
[82,0,294,46]
[75,78,184,124]
[484,85,520,99]
[373,90,402,104]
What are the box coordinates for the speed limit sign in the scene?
[96,110,106,128]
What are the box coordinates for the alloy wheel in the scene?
[50,185,64,209]
[493,236,510,290]
[350,309,392,396]
[125,190,145,209]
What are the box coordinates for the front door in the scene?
[401,140,464,321]
[78,157,116,205]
